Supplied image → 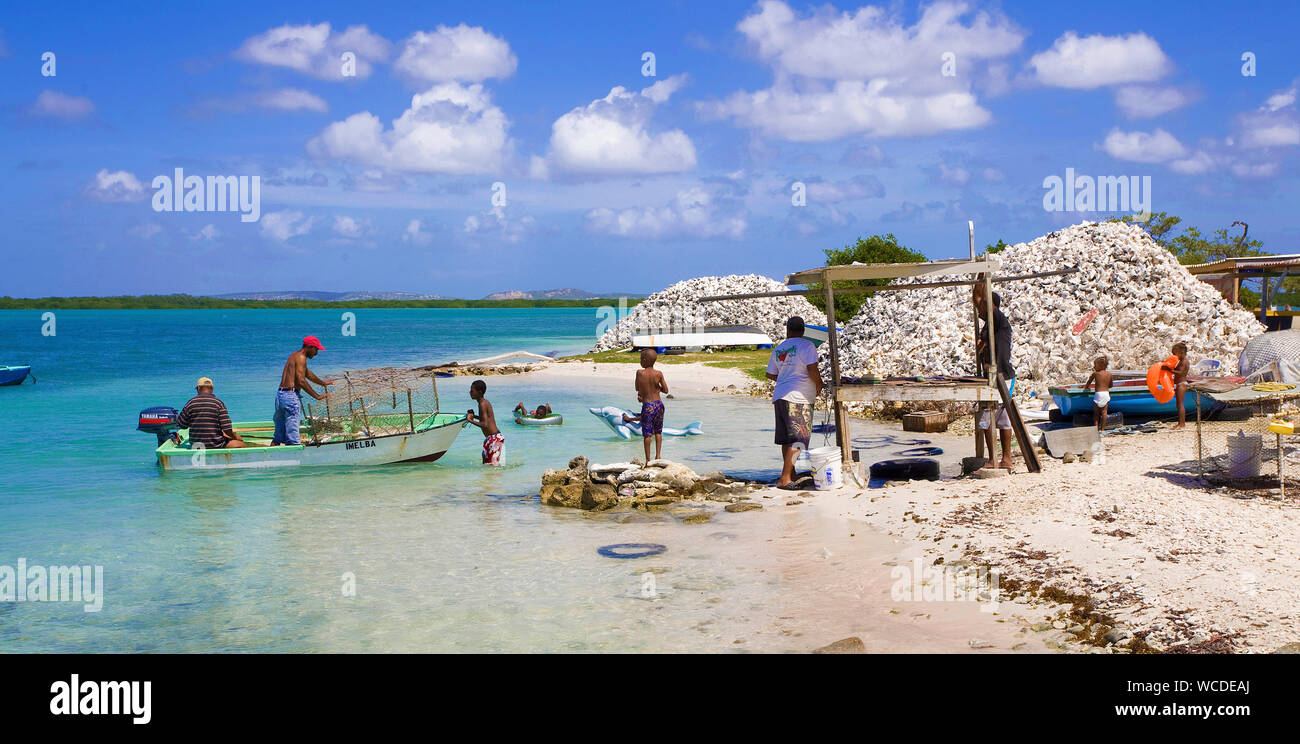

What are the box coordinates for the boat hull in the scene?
[0,366,31,386]
[155,415,468,470]
[631,325,771,350]
[1050,379,1199,417]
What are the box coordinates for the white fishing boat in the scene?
[139,368,469,471]
[631,324,772,350]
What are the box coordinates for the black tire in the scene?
[1214,406,1252,422]
[869,458,941,481]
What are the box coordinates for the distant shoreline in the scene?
[0,295,644,310]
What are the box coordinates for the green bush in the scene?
[806,234,927,323]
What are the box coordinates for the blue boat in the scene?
[1049,378,1201,417]
[0,365,32,386]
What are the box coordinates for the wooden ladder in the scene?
[997,373,1041,473]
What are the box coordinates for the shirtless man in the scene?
[1084,356,1114,431]
[622,348,669,461]
[271,336,333,446]
[467,379,504,466]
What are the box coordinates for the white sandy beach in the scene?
[539,358,756,395]
[521,359,1299,653]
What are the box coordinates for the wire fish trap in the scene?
[303,367,444,444]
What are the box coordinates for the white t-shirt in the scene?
[767,336,820,404]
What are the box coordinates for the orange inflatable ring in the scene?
[1146,355,1179,404]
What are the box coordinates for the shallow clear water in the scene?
[0,309,830,652]
[1,309,1012,653]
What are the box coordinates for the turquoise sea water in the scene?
[2,308,906,653]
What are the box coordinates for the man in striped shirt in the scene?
[177,377,247,449]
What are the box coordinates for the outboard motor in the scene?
[138,406,180,445]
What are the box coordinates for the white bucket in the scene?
[1227,432,1262,478]
[808,446,843,490]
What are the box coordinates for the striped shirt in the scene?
[177,393,233,447]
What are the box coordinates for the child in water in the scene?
[1084,355,1113,431]
[466,379,503,465]
[622,349,669,461]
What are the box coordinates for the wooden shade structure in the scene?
[700,233,1071,476]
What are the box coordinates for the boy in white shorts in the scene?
[1084,356,1113,431]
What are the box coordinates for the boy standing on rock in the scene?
[467,379,504,466]
[623,349,669,462]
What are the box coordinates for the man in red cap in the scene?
[272,336,334,445]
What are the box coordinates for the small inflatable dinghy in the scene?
[588,406,703,440]
[514,412,563,426]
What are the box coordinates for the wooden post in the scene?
[822,273,851,468]
[407,389,415,434]
[1262,272,1271,324]
[970,223,984,460]
[1195,393,1202,480]
[984,272,997,387]
[1279,432,1285,500]
[997,373,1040,473]
[981,271,998,463]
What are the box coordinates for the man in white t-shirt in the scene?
[765,316,824,488]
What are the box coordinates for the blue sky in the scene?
[2,0,1298,297]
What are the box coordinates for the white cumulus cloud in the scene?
[85,169,148,202]
[1028,31,1171,89]
[546,75,695,175]
[236,23,391,81]
[260,210,315,242]
[403,219,432,246]
[585,186,746,239]
[1236,82,1299,149]
[463,206,535,244]
[393,25,517,82]
[332,215,371,238]
[309,82,511,174]
[1099,128,1187,163]
[700,0,1024,141]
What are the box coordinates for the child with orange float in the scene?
[1147,343,1189,429]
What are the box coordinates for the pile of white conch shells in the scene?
[592,274,827,351]
[832,221,1265,394]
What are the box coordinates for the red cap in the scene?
[303,335,325,351]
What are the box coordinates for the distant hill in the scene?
[482,288,643,300]
[210,291,450,301]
